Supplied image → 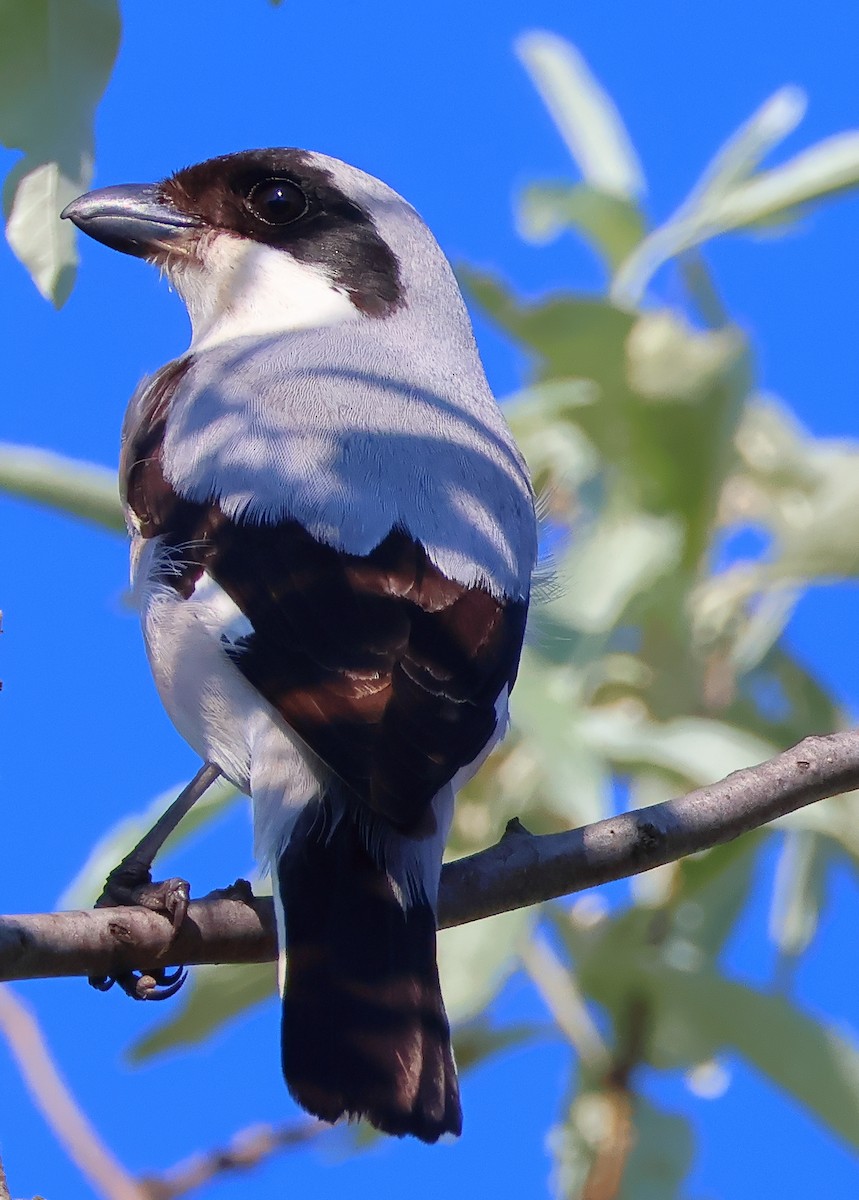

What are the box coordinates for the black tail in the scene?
[276,798,461,1143]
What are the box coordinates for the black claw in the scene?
[90,965,189,1001]
[88,975,115,993]
[144,968,188,1001]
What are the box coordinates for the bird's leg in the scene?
[89,762,222,1001]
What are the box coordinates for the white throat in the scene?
[170,233,361,353]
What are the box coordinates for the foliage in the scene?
[4,12,859,1198]
[0,0,120,305]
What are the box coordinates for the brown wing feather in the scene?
[123,368,528,832]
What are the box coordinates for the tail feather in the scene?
[276,797,461,1143]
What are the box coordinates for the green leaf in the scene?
[768,830,829,966]
[128,962,276,1063]
[714,130,859,230]
[661,971,859,1148]
[546,511,684,635]
[462,269,635,384]
[567,890,859,1145]
[510,657,610,827]
[517,182,646,269]
[0,0,121,303]
[671,834,763,960]
[578,709,776,788]
[783,790,859,876]
[548,1089,609,1199]
[611,88,859,305]
[618,1095,695,1200]
[60,775,241,909]
[438,907,534,1024]
[463,272,750,567]
[3,158,78,305]
[681,86,807,209]
[626,311,743,402]
[505,378,601,498]
[516,31,645,199]
[549,1090,693,1200]
[452,1020,544,1073]
[711,398,859,589]
[0,443,123,531]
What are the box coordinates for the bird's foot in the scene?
[88,857,191,1001]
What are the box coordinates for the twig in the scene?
[520,932,608,1068]
[137,1120,324,1200]
[0,985,145,1200]
[582,997,650,1200]
[1,731,857,981]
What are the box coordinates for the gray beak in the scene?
[61,184,200,258]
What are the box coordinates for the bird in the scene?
[62,148,537,1143]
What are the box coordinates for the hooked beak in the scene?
[61,184,200,258]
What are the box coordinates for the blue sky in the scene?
[2,1,859,1197]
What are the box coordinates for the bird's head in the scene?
[62,148,457,352]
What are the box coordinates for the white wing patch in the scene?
[191,570,254,646]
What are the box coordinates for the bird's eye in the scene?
[244,178,308,226]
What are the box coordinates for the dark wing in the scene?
[123,362,528,832]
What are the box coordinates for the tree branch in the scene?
[1,732,857,982]
[0,984,145,1199]
[137,1120,324,1200]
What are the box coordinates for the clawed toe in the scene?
[88,964,188,1001]
[90,857,192,1001]
[129,877,190,931]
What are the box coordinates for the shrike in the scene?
[63,148,537,1142]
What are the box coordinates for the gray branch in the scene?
[2,732,857,982]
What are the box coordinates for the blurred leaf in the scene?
[129,962,276,1063]
[618,1095,695,1200]
[0,0,121,303]
[0,443,123,531]
[626,311,743,402]
[505,379,601,497]
[783,788,859,866]
[462,269,635,382]
[662,971,859,1148]
[510,657,610,827]
[680,86,807,209]
[548,1088,610,1199]
[464,271,750,567]
[438,907,534,1024]
[734,393,821,490]
[60,775,241,909]
[565,881,859,1144]
[550,1089,693,1200]
[768,830,829,968]
[452,1020,545,1073]
[764,452,859,582]
[579,709,776,787]
[547,511,683,634]
[716,130,859,228]
[612,88,859,305]
[670,834,762,960]
[4,158,78,306]
[517,182,646,268]
[722,645,845,754]
[516,31,645,200]
[709,398,859,595]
